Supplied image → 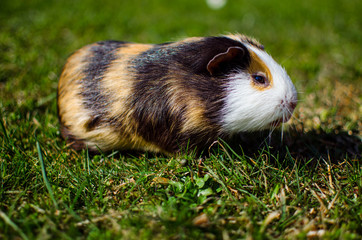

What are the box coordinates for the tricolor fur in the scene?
[57,34,297,154]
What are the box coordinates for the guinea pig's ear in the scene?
[207,46,245,76]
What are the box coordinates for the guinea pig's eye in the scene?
[252,73,268,86]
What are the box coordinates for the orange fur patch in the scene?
[248,50,273,91]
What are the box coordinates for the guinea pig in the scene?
[57,34,297,154]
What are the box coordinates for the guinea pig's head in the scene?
[207,40,298,134]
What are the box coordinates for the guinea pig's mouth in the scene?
[269,100,297,127]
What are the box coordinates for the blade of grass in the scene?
[0,118,9,144]
[238,188,270,211]
[36,140,58,209]
[0,210,29,240]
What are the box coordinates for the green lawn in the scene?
[1,0,361,239]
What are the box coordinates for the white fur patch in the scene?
[221,44,297,134]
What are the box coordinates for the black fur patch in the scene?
[81,41,127,123]
[129,36,251,151]
[173,36,251,76]
[85,115,103,131]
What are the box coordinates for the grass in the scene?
[0,0,361,239]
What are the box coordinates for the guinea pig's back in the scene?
[57,41,165,153]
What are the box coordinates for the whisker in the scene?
[286,107,296,117]
[281,113,286,143]
[258,130,272,149]
[289,111,303,123]
[282,104,303,124]
[280,53,296,65]
[262,111,280,146]
[268,128,273,145]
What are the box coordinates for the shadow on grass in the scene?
[82,127,360,166]
[230,128,361,164]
